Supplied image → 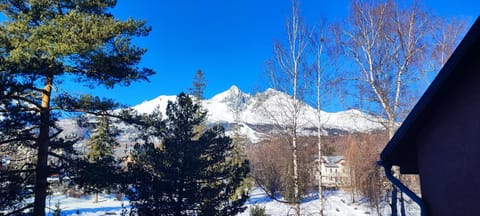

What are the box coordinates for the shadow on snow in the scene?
[246,189,342,205]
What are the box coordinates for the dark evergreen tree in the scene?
[0,160,29,212]
[229,110,253,202]
[0,74,37,212]
[126,93,249,215]
[189,69,207,100]
[0,1,153,215]
[87,115,119,162]
[197,125,250,215]
[84,114,120,203]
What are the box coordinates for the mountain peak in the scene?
[263,88,287,97]
[228,85,240,92]
[133,95,176,114]
[254,88,290,103]
[264,87,281,94]
[210,85,247,102]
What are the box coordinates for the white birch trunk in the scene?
[315,32,324,216]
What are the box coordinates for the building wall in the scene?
[416,56,480,215]
[314,157,350,188]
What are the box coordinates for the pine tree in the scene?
[0,1,153,215]
[229,92,253,204]
[85,114,120,203]
[126,93,249,215]
[188,69,208,138]
[0,160,28,211]
[199,125,250,215]
[87,115,119,162]
[189,69,207,100]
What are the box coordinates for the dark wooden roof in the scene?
[380,17,480,174]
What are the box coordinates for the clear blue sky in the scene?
[63,0,479,111]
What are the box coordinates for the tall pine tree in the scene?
[0,1,153,215]
[126,93,249,215]
[84,114,120,203]
[188,69,207,101]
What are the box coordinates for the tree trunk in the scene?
[317,139,323,215]
[33,75,53,216]
[388,120,404,216]
[317,62,323,216]
[94,192,99,203]
[292,134,300,216]
[351,168,356,203]
[392,186,398,216]
[292,58,300,216]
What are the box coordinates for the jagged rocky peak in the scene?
[254,88,290,101]
[211,85,245,100]
[209,85,251,110]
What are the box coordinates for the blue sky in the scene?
[63,0,479,111]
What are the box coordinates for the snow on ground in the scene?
[48,188,380,216]
[238,188,374,216]
[45,194,128,216]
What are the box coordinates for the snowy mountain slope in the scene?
[56,85,384,144]
[132,95,176,114]
[130,85,384,140]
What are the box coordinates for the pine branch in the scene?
[0,137,36,145]
[4,204,34,216]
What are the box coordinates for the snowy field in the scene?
[45,188,385,216]
[45,194,130,216]
[238,189,375,216]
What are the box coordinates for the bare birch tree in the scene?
[423,17,467,84]
[263,1,312,215]
[311,25,326,216]
[333,0,467,213]
[332,0,432,213]
[333,0,431,138]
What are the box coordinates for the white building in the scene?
[316,156,350,188]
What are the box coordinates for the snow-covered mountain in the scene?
[132,85,384,142]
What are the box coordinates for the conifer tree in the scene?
[126,93,249,215]
[229,88,253,202]
[84,114,120,203]
[189,69,207,100]
[86,115,119,162]
[0,1,153,215]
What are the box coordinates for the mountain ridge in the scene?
[131,85,384,141]
[57,86,384,145]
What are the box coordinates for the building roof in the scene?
[379,17,480,174]
[322,156,344,166]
